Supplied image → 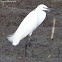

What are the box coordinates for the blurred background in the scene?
[0,0,62,62]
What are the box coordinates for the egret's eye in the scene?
[43,7,45,8]
[43,7,47,9]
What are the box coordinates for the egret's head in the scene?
[37,4,56,12]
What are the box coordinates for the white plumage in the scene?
[7,4,53,46]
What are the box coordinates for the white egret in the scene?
[7,4,56,56]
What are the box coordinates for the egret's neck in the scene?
[35,9,46,25]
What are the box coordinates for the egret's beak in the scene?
[47,8,56,12]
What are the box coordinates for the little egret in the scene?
[7,4,56,56]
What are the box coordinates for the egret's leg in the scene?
[24,32,32,57]
[28,36,32,46]
[25,39,28,57]
[28,32,32,46]
[24,36,32,57]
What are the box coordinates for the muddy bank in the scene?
[0,0,62,62]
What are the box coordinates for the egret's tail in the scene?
[7,33,19,46]
[7,32,24,46]
[7,34,14,43]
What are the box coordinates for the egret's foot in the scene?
[28,42,32,46]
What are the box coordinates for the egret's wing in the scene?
[7,10,38,45]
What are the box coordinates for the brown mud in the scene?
[0,0,62,62]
